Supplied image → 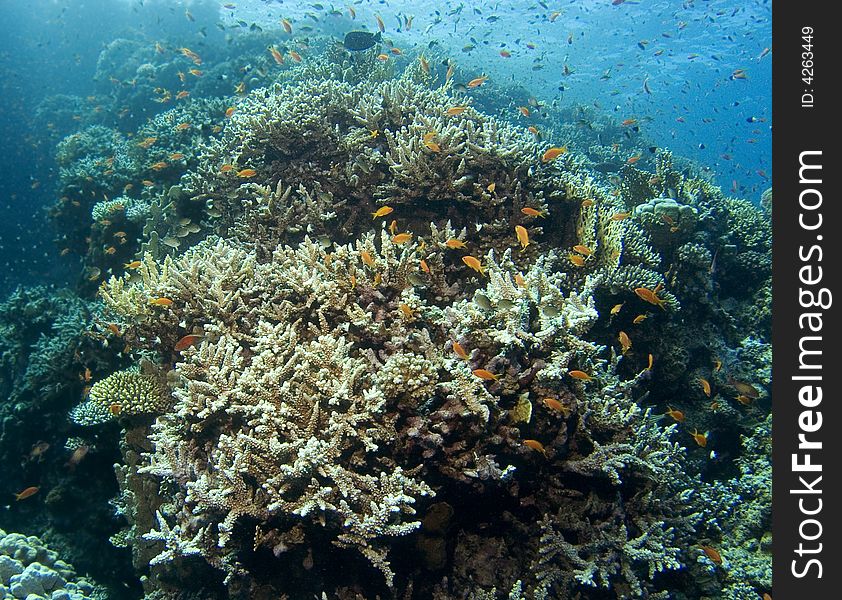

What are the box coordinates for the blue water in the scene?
[0,0,770,295]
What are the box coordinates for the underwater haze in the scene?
[0,1,771,599]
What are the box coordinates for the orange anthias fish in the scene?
[472,368,500,381]
[419,55,430,75]
[452,341,470,360]
[698,377,712,397]
[618,331,632,354]
[518,106,530,117]
[568,370,593,381]
[499,50,511,58]
[360,250,376,268]
[281,18,293,34]
[371,205,394,219]
[289,50,302,63]
[690,429,708,447]
[236,168,257,178]
[376,53,390,61]
[634,286,667,309]
[391,233,412,244]
[521,207,546,218]
[174,334,203,351]
[699,545,722,565]
[568,254,586,267]
[149,297,174,307]
[611,211,631,221]
[462,255,485,275]
[523,439,547,456]
[541,146,567,162]
[727,377,760,399]
[375,14,385,32]
[665,406,685,422]
[572,245,592,256]
[124,260,142,269]
[445,238,467,249]
[269,46,284,64]
[514,225,530,250]
[445,106,467,116]
[466,75,488,88]
[15,486,39,501]
[175,90,190,100]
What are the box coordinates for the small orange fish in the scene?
[626,154,642,164]
[392,233,412,244]
[236,168,257,178]
[568,254,586,267]
[175,334,203,351]
[349,272,357,289]
[514,225,530,249]
[14,486,39,501]
[390,47,402,55]
[486,182,496,193]
[281,18,292,34]
[541,146,567,162]
[634,286,667,309]
[423,140,442,153]
[360,250,375,267]
[269,46,284,64]
[65,445,89,469]
[572,244,592,256]
[568,370,593,381]
[452,341,470,360]
[647,353,654,370]
[389,219,398,236]
[690,429,708,448]
[170,152,186,160]
[542,398,564,412]
[698,377,712,397]
[518,106,530,117]
[618,331,631,354]
[610,303,624,316]
[289,50,302,62]
[445,238,467,249]
[713,359,722,372]
[466,75,488,88]
[473,368,500,381]
[581,199,595,208]
[107,323,121,336]
[621,118,638,127]
[108,403,122,416]
[499,50,512,58]
[420,259,430,274]
[399,304,414,318]
[419,55,430,75]
[376,53,390,61]
[149,297,174,307]
[446,106,467,116]
[375,14,385,32]
[763,594,772,600]
[727,377,760,399]
[189,68,203,77]
[523,439,547,456]
[528,126,540,136]
[371,205,394,219]
[632,314,647,324]
[611,211,631,221]
[175,123,191,132]
[665,406,685,422]
[137,136,157,148]
[225,107,236,118]
[514,273,527,288]
[104,246,117,255]
[445,62,455,82]
[150,161,168,170]
[699,545,722,564]
[521,207,545,218]
[175,90,190,100]
[462,255,485,275]
[735,394,753,406]
[220,164,234,173]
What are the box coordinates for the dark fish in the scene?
[343,30,382,51]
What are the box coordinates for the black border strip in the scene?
[772,1,840,596]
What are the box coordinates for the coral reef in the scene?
[4,33,772,600]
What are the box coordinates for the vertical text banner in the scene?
[773,1,839,596]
